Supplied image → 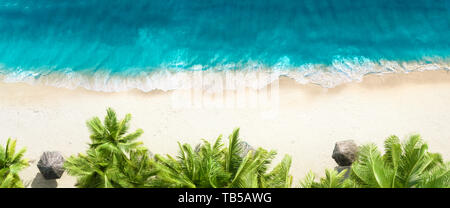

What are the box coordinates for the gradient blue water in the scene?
[0,0,449,87]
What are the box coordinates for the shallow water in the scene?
[0,0,449,91]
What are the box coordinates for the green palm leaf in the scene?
[0,138,28,188]
[64,108,153,188]
[152,128,293,188]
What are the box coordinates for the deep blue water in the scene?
[0,0,449,90]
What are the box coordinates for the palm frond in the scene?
[298,171,316,188]
[350,144,394,188]
[263,155,293,188]
[417,161,450,188]
[224,128,245,179]
[0,138,28,188]
[65,108,152,188]
[152,128,291,188]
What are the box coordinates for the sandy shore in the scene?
[1,70,450,188]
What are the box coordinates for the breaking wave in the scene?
[1,58,448,92]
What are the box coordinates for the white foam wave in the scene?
[0,58,449,92]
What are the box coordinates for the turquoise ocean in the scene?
[0,0,449,91]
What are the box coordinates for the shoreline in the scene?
[1,59,449,92]
[0,70,449,187]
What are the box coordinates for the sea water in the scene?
[0,0,449,91]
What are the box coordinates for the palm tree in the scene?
[298,169,356,188]
[64,108,156,188]
[262,155,293,188]
[64,148,159,188]
[64,149,115,188]
[153,138,229,188]
[87,107,144,158]
[153,128,293,188]
[299,134,449,188]
[0,138,28,188]
[226,129,292,188]
[350,134,449,188]
[108,149,159,188]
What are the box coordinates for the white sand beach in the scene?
[1,70,449,187]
